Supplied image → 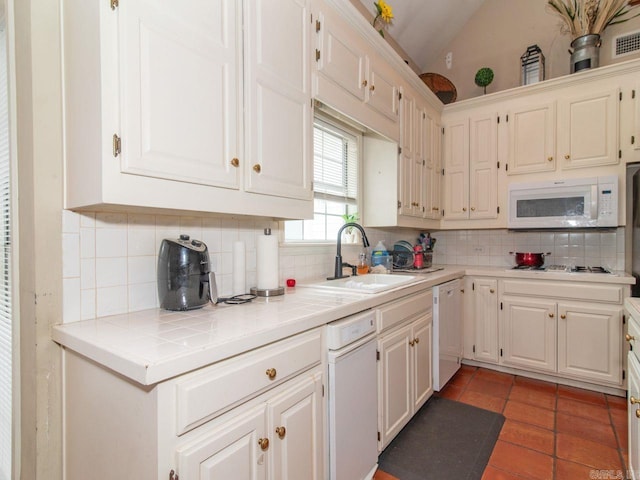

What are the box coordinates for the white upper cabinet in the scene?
[442,112,497,220]
[557,87,619,169]
[313,0,401,142]
[62,0,312,219]
[119,0,240,189]
[506,101,556,175]
[244,0,313,200]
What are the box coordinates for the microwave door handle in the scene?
[590,185,598,219]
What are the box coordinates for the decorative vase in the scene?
[570,34,601,73]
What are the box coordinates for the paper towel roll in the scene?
[256,229,279,290]
[232,240,246,295]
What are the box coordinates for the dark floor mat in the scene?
[378,396,505,480]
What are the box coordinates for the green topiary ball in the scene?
[475,67,494,93]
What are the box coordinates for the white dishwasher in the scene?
[327,309,378,480]
[433,278,463,391]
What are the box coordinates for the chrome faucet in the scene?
[328,222,370,280]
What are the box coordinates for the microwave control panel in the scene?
[597,177,618,225]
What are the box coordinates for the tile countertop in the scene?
[52,266,634,387]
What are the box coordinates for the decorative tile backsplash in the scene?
[62,209,625,323]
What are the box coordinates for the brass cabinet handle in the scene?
[230,157,239,167]
[547,156,553,162]
[414,337,420,344]
[626,334,636,342]
[560,314,566,319]
[432,207,438,211]
[489,289,495,294]
[253,164,261,173]
[470,206,476,211]
[548,313,554,318]
[370,84,375,91]
[362,80,368,87]
[409,339,415,347]
[275,426,286,439]
[564,154,570,160]
[636,409,640,419]
[631,396,640,405]
[258,438,270,450]
[462,207,467,212]
[266,368,277,380]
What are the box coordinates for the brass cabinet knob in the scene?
[258,438,270,450]
[370,84,375,91]
[253,164,262,173]
[636,409,640,419]
[548,313,554,318]
[470,207,476,211]
[626,334,636,342]
[560,314,566,319]
[490,289,495,294]
[275,426,286,439]
[230,157,239,167]
[547,156,553,162]
[409,339,415,347]
[564,154,570,160]
[462,207,467,212]
[461,289,465,293]
[362,80,368,87]
[631,396,640,405]
[266,368,277,380]
[414,337,420,344]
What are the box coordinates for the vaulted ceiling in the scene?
[356,0,486,71]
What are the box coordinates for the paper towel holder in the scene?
[252,228,285,297]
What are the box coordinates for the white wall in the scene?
[423,0,640,101]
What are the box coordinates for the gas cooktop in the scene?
[511,264,613,274]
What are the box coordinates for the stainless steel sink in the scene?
[302,274,418,294]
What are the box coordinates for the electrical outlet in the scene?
[445,52,453,69]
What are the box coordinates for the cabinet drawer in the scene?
[377,290,432,333]
[501,279,623,304]
[174,328,322,435]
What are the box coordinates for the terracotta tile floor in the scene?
[374,365,628,480]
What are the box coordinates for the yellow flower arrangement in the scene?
[373,0,394,37]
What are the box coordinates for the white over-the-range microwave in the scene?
[507,175,618,229]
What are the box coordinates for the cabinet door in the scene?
[177,404,266,480]
[412,315,433,412]
[469,112,498,219]
[557,302,623,386]
[473,278,499,364]
[558,88,619,169]
[120,0,241,189]
[507,102,556,174]
[267,371,323,480]
[378,323,412,449]
[315,2,367,103]
[244,0,313,200]
[443,118,469,220]
[399,90,417,216]
[628,352,640,480]
[501,296,556,372]
[366,57,400,123]
[424,118,442,219]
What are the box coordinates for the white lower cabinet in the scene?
[471,278,499,364]
[628,351,640,480]
[63,328,324,480]
[177,370,323,480]
[500,296,556,373]
[376,290,433,451]
[466,277,628,389]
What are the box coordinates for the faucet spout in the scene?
[328,222,370,280]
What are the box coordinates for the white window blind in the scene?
[284,117,359,242]
[0,18,11,480]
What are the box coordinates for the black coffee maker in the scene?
[157,235,213,311]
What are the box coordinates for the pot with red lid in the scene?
[509,251,552,268]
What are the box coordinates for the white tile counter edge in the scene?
[53,266,634,386]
